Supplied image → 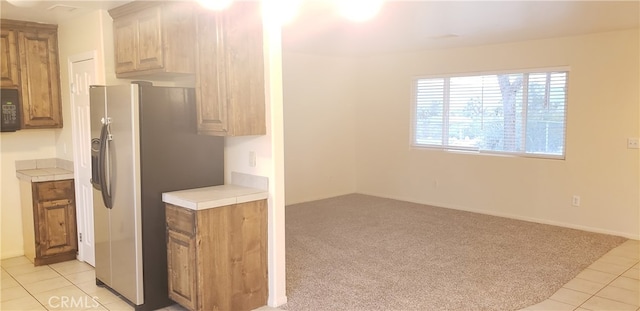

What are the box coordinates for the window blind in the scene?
[413,70,567,158]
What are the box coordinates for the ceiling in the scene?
[0,0,128,23]
[1,0,639,56]
[282,0,640,55]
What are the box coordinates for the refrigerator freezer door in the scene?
[90,86,112,288]
[104,84,144,305]
[89,85,144,306]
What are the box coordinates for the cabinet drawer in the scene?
[34,180,74,202]
[166,204,195,236]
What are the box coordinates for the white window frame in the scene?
[410,67,570,160]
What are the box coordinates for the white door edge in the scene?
[69,50,99,266]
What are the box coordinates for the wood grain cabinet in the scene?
[1,28,19,87]
[166,200,268,311]
[1,19,63,129]
[21,179,78,266]
[109,2,196,78]
[195,2,266,136]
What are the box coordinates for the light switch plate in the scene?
[628,138,639,149]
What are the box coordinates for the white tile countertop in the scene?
[15,158,74,182]
[162,184,268,210]
[162,172,269,211]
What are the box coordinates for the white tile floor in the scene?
[523,239,640,311]
[0,257,282,311]
[1,240,638,311]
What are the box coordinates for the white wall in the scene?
[0,131,57,258]
[282,52,358,204]
[354,29,639,239]
[56,10,112,161]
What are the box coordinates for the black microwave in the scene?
[1,89,21,132]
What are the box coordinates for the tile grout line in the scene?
[573,256,640,310]
[52,264,115,311]
[4,260,123,311]
[4,260,100,311]
[542,243,640,311]
[3,263,53,311]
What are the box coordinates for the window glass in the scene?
[413,70,567,158]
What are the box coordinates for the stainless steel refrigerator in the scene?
[90,82,223,311]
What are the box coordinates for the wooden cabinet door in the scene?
[17,29,62,128]
[167,229,197,311]
[195,2,265,136]
[36,199,77,257]
[113,15,138,74]
[136,6,164,71]
[0,29,19,87]
[195,11,228,135]
[220,2,266,136]
[33,180,77,258]
[113,6,164,74]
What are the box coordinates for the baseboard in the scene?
[268,294,287,308]
[357,191,640,240]
[286,191,356,206]
[1,250,25,260]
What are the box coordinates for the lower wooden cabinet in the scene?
[166,200,267,311]
[20,179,78,266]
[167,229,197,310]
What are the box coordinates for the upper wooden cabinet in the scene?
[108,2,266,136]
[195,2,266,136]
[1,19,63,129]
[1,28,19,87]
[109,2,196,78]
[18,28,63,128]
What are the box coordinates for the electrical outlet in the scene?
[628,138,640,149]
[572,195,581,207]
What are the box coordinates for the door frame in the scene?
[68,50,100,264]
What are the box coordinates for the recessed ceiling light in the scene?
[265,0,302,25]
[338,0,384,22]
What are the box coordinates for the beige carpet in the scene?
[283,194,627,311]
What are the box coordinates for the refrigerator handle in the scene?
[90,138,101,190]
[99,120,113,209]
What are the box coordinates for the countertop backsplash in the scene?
[231,171,269,191]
